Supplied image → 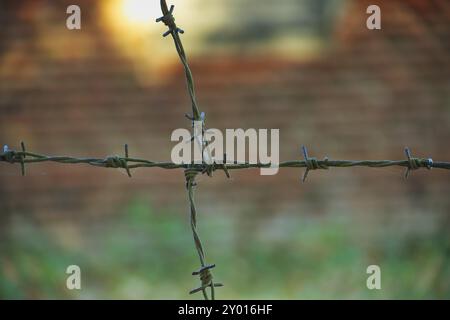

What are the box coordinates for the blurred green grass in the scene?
[1,198,449,299]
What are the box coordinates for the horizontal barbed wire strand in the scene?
[2,149,450,172]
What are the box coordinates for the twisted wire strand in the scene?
[157,0,220,299]
[157,0,200,121]
[184,168,223,300]
[2,147,450,172]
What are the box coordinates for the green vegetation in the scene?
[1,198,449,299]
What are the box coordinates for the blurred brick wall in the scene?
[0,0,449,225]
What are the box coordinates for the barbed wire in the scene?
[2,144,450,177]
[1,0,450,300]
[156,0,222,300]
[2,146,450,300]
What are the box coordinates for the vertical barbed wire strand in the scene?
[157,0,222,300]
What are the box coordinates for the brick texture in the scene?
[0,0,449,223]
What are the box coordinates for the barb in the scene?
[104,144,132,178]
[404,147,432,179]
[157,0,200,121]
[2,143,27,176]
[156,3,184,37]
[301,146,329,182]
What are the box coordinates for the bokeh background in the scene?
[1,0,450,299]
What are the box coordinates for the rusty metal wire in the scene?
[156,0,220,300]
[157,0,200,121]
[1,0,450,300]
[2,145,449,176]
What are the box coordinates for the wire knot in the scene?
[2,149,17,164]
[184,167,200,188]
[202,163,215,177]
[156,5,184,37]
[105,156,126,169]
[408,157,420,171]
[189,264,223,296]
[404,148,433,179]
[198,161,229,179]
[103,145,132,177]
[1,143,27,176]
[302,146,328,182]
[305,157,321,170]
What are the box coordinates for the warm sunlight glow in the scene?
[120,0,161,25]
[101,0,183,84]
[100,0,207,83]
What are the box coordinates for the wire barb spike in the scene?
[301,146,328,182]
[156,2,184,37]
[124,144,132,178]
[20,141,26,176]
[404,147,433,179]
[190,264,223,297]
[222,153,231,179]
